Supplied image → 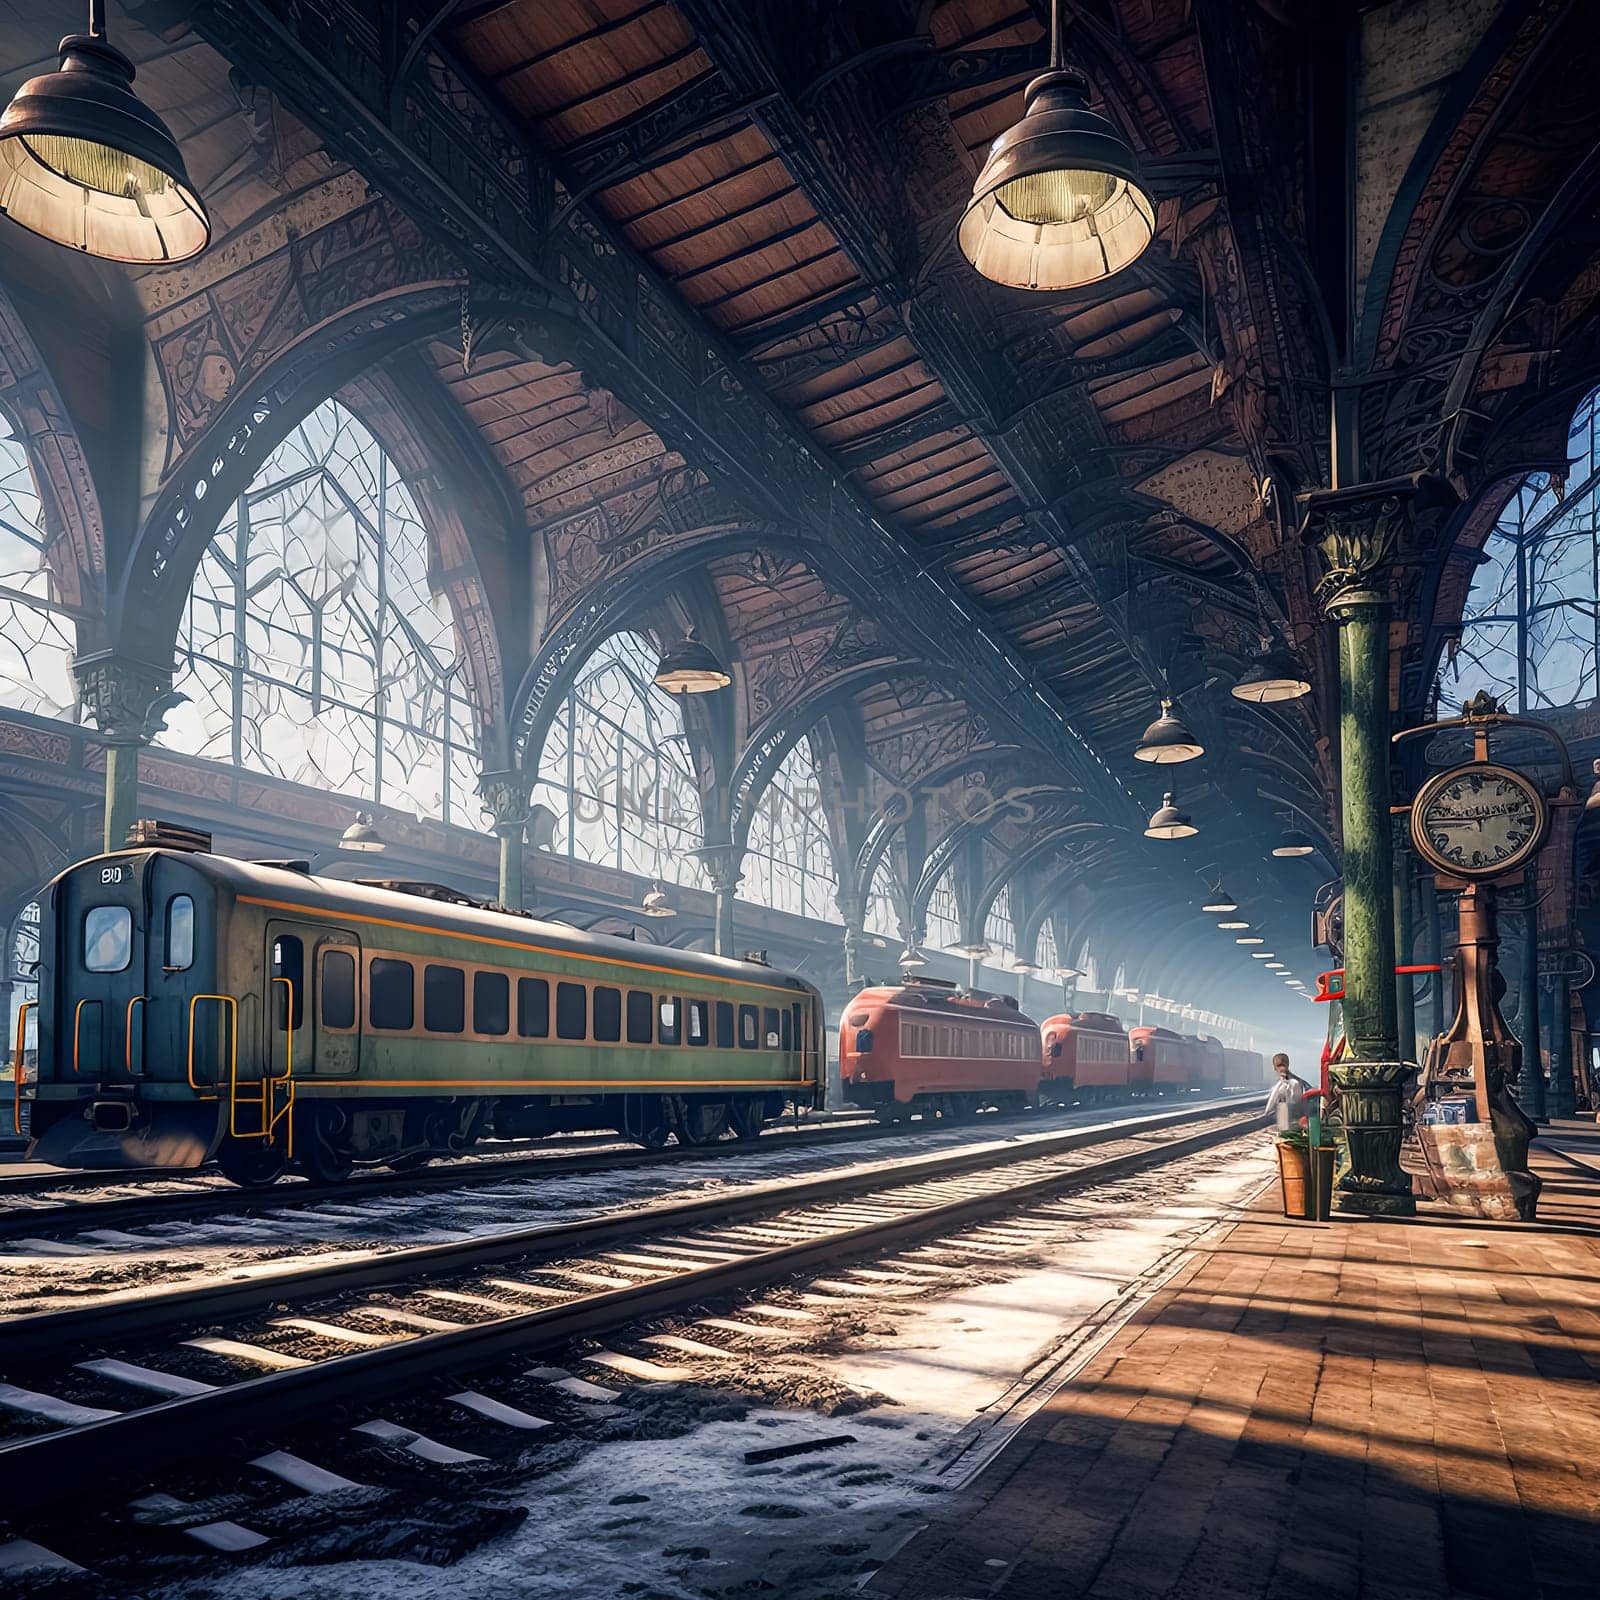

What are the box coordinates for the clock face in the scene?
[1412,764,1545,878]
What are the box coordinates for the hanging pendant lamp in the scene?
[1202,886,1238,913]
[958,0,1153,290]
[1272,830,1316,858]
[1133,698,1203,763]
[653,628,731,694]
[1144,792,1196,839]
[1232,643,1311,704]
[0,1,209,263]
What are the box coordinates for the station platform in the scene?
[869,1120,1600,1600]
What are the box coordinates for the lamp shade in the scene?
[339,812,387,853]
[641,885,675,918]
[1202,889,1238,913]
[1145,792,1197,839]
[899,946,928,971]
[952,938,993,958]
[1218,919,1249,930]
[0,29,209,263]
[1133,698,1203,763]
[653,628,730,694]
[1231,644,1311,704]
[959,67,1154,290]
[1272,831,1316,858]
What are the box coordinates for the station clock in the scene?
[1409,762,1546,879]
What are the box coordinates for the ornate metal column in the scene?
[1394,821,1417,1063]
[1513,901,1547,1121]
[837,885,865,989]
[1300,480,1417,1215]
[1423,879,1447,1041]
[1545,967,1576,1119]
[695,844,744,957]
[71,654,180,854]
[479,770,532,910]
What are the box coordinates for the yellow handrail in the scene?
[125,995,147,1075]
[12,1000,34,1135]
[71,998,94,1076]
[186,994,235,1097]
[228,979,295,1152]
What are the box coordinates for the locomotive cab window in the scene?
[84,905,132,974]
[627,990,653,1045]
[593,986,621,1042]
[659,997,681,1045]
[763,1007,780,1048]
[272,937,305,1028]
[321,950,356,1030]
[556,982,587,1041]
[715,1001,734,1050]
[424,965,465,1034]
[518,977,550,1038]
[739,1004,759,1050]
[370,958,415,1030]
[165,896,194,971]
[474,971,509,1036]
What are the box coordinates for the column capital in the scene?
[477,769,531,833]
[691,842,745,893]
[1297,472,1458,617]
[71,652,181,745]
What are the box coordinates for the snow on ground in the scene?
[0,1101,1242,1315]
[147,1137,1273,1600]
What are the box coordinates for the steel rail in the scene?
[0,1104,1260,1509]
[0,1098,1253,1360]
[0,1113,895,1235]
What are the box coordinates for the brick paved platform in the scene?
[869,1120,1600,1600]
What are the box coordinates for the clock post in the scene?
[1392,693,1577,1220]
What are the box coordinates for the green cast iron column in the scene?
[479,772,531,911]
[71,655,177,855]
[1514,904,1547,1121]
[1423,880,1446,1041]
[1393,826,1417,1064]
[1546,971,1575,1119]
[1331,587,1399,1062]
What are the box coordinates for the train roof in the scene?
[852,982,1038,1026]
[1041,1010,1127,1032]
[58,847,817,995]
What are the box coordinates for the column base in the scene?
[1330,1058,1416,1218]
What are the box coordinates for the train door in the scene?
[265,921,358,1079]
[63,858,145,1087]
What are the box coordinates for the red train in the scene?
[1040,1013,1265,1103]
[840,978,1041,1119]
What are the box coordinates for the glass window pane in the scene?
[322,950,356,1030]
[369,959,414,1030]
[556,982,587,1040]
[518,977,550,1038]
[424,965,465,1033]
[659,996,681,1045]
[474,971,509,1036]
[593,986,621,1042]
[84,907,131,974]
[688,999,709,1046]
[627,989,653,1044]
[166,896,195,971]
[739,1004,759,1049]
[715,1001,734,1050]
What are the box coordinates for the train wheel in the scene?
[216,1139,287,1187]
[621,1095,671,1149]
[727,1101,764,1140]
[296,1113,355,1184]
[675,1099,729,1146]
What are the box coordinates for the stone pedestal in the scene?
[1330,1059,1416,1215]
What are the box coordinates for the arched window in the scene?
[533,631,704,885]
[161,398,481,825]
[1035,917,1059,976]
[743,737,838,921]
[924,872,961,953]
[983,884,1016,969]
[0,415,77,719]
[864,852,901,938]
[8,899,39,1057]
[1444,386,1600,713]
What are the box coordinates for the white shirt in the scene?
[1264,1073,1309,1119]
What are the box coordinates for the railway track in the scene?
[0,1098,1261,1522]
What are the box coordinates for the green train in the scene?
[19,826,824,1185]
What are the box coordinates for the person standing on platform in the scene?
[1264,1052,1310,1129]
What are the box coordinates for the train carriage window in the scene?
[658,997,681,1045]
[369,958,414,1030]
[593,986,621,1042]
[715,1001,734,1050]
[272,937,305,1028]
[763,1007,780,1049]
[424,965,465,1034]
[739,1004,759,1050]
[792,1002,803,1055]
[84,906,132,974]
[517,977,550,1038]
[688,999,709,1046]
[556,982,587,1041]
[627,990,653,1045]
[321,950,356,1030]
[780,1009,792,1052]
[474,971,509,1037]
[165,896,195,971]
